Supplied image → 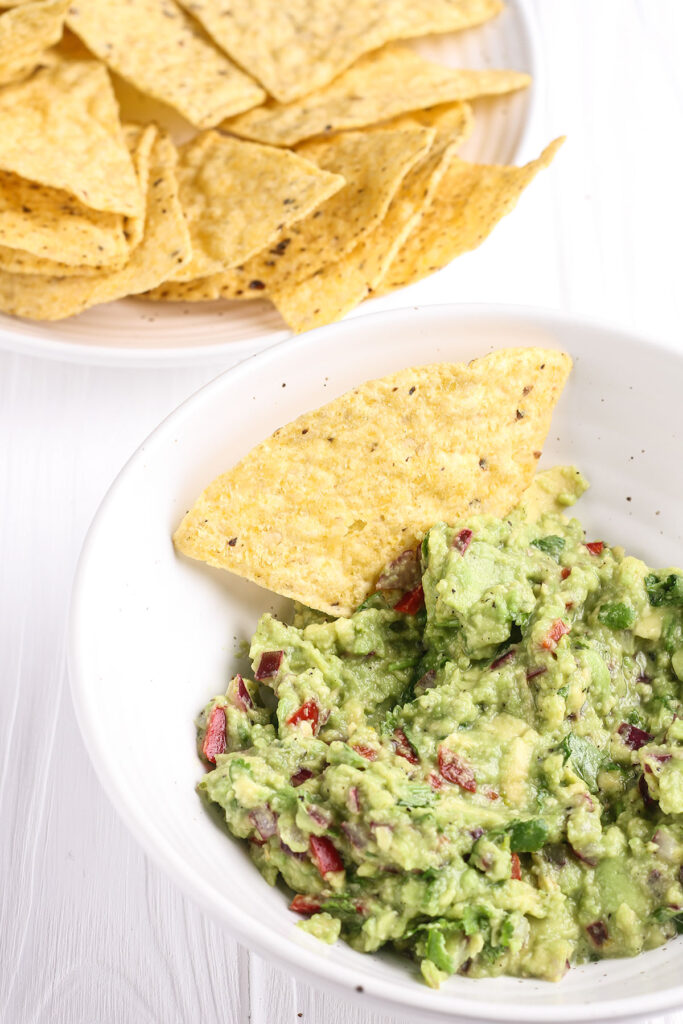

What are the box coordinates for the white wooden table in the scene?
[2,3,683,1021]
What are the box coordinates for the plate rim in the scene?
[0,0,541,369]
[68,303,683,1024]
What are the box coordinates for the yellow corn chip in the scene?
[67,0,265,129]
[119,124,158,250]
[270,106,473,332]
[179,0,502,103]
[0,0,69,86]
[204,127,434,298]
[203,108,474,308]
[0,132,191,320]
[170,131,344,283]
[142,274,259,302]
[378,138,564,294]
[0,59,140,217]
[224,45,529,146]
[157,112,474,309]
[382,99,474,140]
[0,174,129,267]
[0,124,157,276]
[174,349,572,615]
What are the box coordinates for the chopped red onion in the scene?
[652,829,678,863]
[347,786,361,814]
[618,722,652,750]
[309,835,344,875]
[255,650,284,679]
[376,548,421,591]
[453,528,473,555]
[248,807,277,841]
[202,706,227,764]
[341,822,367,849]
[490,649,515,670]
[438,745,476,792]
[586,920,608,946]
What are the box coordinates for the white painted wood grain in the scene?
[2,3,683,1022]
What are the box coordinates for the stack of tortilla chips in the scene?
[0,0,562,330]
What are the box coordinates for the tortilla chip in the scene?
[377,138,564,293]
[179,0,502,103]
[0,123,157,276]
[0,59,141,218]
[270,106,474,332]
[170,131,345,283]
[67,0,265,129]
[144,274,264,302]
[0,174,130,267]
[382,99,474,140]
[199,127,434,300]
[0,131,191,320]
[0,0,69,86]
[174,348,572,615]
[223,44,529,146]
[119,124,158,250]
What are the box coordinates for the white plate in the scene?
[70,304,683,1023]
[0,2,539,367]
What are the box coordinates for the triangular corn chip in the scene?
[67,0,265,129]
[0,124,157,276]
[224,45,529,146]
[377,138,564,293]
[0,59,140,216]
[179,0,502,103]
[174,349,572,615]
[186,127,434,298]
[170,131,344,282]
[0,132,191,319]
[270,105,474,332]
[0,0,69,86]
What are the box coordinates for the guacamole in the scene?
[196,484,683,986]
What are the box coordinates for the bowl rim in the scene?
[0,0,540,370]
[68,302,683,1023]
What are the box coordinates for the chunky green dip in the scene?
[197,482,683,986]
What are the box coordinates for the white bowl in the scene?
[0,0,539,368]
[69,305,683,1023]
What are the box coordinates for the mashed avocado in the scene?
[197,472,683,986]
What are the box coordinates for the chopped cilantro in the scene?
[645,572,683,607]
[531,535,566,560]
[508,819,549,852]
[559,733,605,792]
[425,927,453,973]
[398,784,435,808]
[598,602,635,630]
